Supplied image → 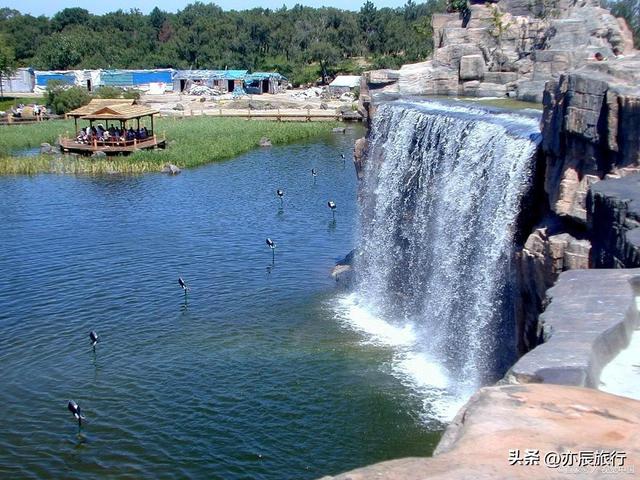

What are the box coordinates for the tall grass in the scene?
[0,117,341,175]
[0,119,75,157]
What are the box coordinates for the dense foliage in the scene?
[0,1,446,85]
[45,81,91,114]
[606,0,640,48]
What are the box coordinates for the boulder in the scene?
[434,43,483,69]
[39,143,52,154]
[91,151,107,158]
[353,137,367,180]
[161,163,181,175]
[331,127,346,134]
[515,80,547,103]
[507,268,639,387]
[259,137,272,147]
[173,103,184,111]
[482,71,518,84]
[324,383,640,479]
[459,54,485,81]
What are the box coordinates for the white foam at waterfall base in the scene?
[334,292,474,423]
[336,292,416,347]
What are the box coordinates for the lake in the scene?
[0,128,443,479]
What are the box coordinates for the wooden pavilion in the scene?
[60,99,165,155]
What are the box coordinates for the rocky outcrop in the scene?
[358,0,636,110]
[515,226,591,353]
[259,137,272,147]
[321,383,640,480]
[516,66,640,355]
[541,70,640,224]
[507,268,639,387]
[161,163,181,175]
[352,137,367,181]
[588,172,640,267]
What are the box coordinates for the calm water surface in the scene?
[0,129,443,479]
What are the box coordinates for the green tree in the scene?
[35,32,84,69]
[45,80,90,114]
[0,35,16,99]
[308,41,340,84]
[51,8,92,32]
[607,0,639,47]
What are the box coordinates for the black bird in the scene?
[266,237,276,262]
[89,331,98,349]
[311,168,317,177]
[328,200,337,218]
[178,277,188,291]
[276,189,284,198]
[340,153,345,160]
[68,400,85,428]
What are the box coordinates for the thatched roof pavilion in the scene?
[61,99,164,155]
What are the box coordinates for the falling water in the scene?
[336,100,540,421]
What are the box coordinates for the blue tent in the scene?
[34,71,75,87]
[100,69,174,90]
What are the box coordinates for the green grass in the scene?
[0,116,341,175]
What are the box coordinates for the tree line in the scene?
[0,1,446,86]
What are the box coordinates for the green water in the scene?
[0,129,443,479]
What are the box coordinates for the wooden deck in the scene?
[162,108,362,122]
[59,135,166,156]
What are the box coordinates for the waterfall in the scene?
[336,100,540,421]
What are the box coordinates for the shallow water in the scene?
[0,129,443,479]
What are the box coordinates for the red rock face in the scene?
[324,384,640,480]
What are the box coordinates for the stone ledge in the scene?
[320,384,640,479]
[505,268,640,387]
[589,172,640,267]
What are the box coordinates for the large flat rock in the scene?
[505,268,640,387]
[321,384,640,479]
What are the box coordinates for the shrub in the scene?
[45,81,90,114]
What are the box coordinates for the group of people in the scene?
[75,124,150,145]
[9,103,47,120]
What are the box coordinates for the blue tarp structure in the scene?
[34,71,75,87]
[100,69,174,90]
[245,72,286,82]
[244,72,287,94]
[173,70,249,92]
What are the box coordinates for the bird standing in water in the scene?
[266,238,276,262]
[327,200,337,218]
[68,400,85,432]
[89,331,99,351]
[276,189,284,206]
[311,168,317,183]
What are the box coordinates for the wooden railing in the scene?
[59,131,166,152]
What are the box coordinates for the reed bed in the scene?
[0,116,341,175]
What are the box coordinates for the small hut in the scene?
[328,75,361,96]
[61,99,165,155]
[244,72,287,94]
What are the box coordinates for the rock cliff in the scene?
[516,64,640,353]
[359,0,635,110]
